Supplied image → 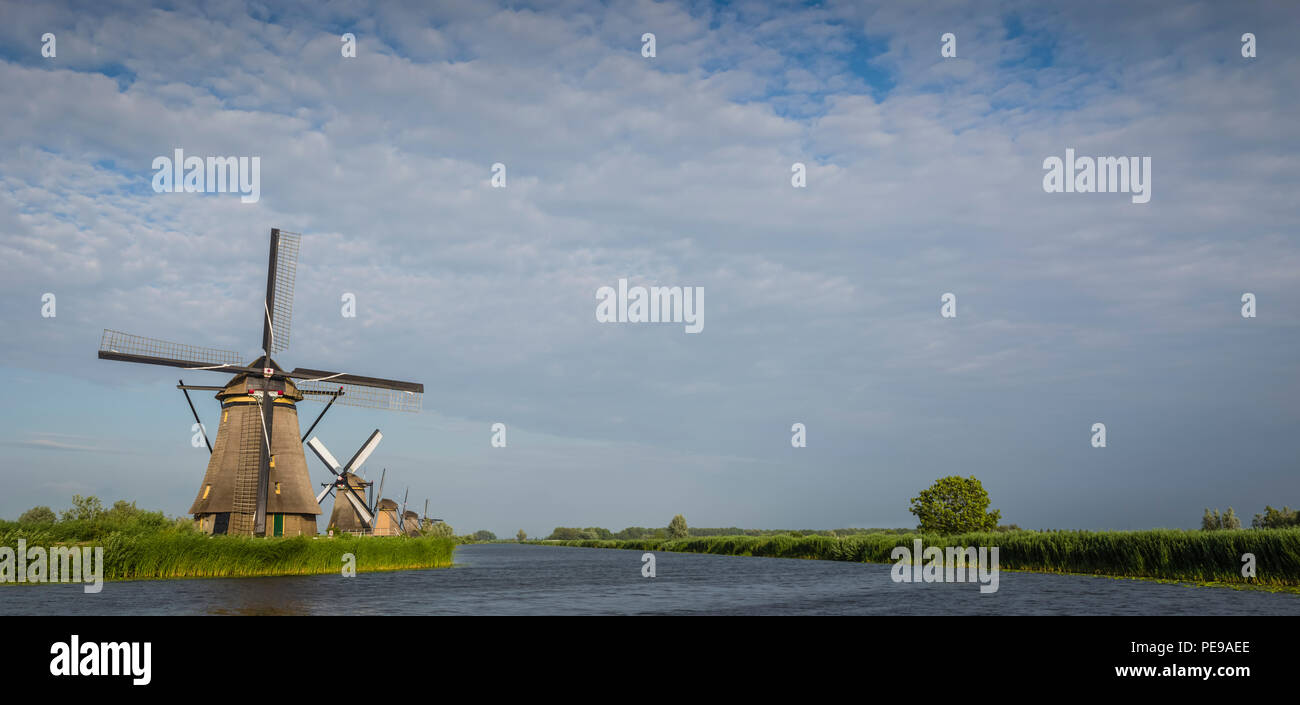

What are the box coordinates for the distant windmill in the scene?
[373,498,402,536]
[97,228,424,537]
[400,487,422,535]
[420,498,443,530]
[308,431,384,534]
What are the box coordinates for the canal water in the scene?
[2,543,1297,615]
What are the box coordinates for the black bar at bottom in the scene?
[0,615,1286,692]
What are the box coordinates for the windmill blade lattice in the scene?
[266,230,299,354]
[298,380,422,412]
[99,329,243,369]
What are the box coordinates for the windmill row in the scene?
[310,432,435,535]
[99,228,433,537]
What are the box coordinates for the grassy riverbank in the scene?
[3,498,458,581]
[1,525,457,581]
[533,529,1300,588]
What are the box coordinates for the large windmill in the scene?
[97,228,423,537]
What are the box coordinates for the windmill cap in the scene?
[216,359,304,402]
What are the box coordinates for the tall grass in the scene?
[1,525,457,581]
[535,529,1300,586]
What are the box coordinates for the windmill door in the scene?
[273,513,283,537]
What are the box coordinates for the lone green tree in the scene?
[516,529,527,542]
[909,476,1000,534]
[107,500,140,520]
[61,494,105,522]
[424,520,455,538]
[668,514,688,538]
[18,506,56,524]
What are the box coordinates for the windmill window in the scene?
[222,411,228,423]
[274,482,281,495]
[202,484,212,499]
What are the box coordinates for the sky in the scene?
[0,0,1297,536]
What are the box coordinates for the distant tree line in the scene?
[543,525,1022,540]
[6,495,181,541]
[546,526,658,540]
[17,495,153,524]
[541,478,1011,539]
[1252,506,1299,529]
[542,513,964,541]
[1202,506,1300,530]
[546,515,688,541]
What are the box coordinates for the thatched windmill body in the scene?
[372,499,402,536]
[98,228,423,536]
[324,472,371,533]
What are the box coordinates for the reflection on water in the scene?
[2,543,1298,616]
[203,583,313,616]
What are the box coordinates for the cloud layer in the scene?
[1,0,1297,533]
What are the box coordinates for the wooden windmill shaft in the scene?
[97,228,424,537]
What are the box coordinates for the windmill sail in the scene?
[308,434,382,530]
[263,229,300,354]
[342,429,383,472]
[293,369,423,412]
[99,329,243,369]
[298,381,422,412]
